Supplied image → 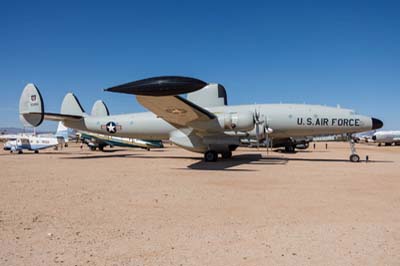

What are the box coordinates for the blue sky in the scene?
[1,0,399,130]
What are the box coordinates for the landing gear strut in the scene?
[204,150,218,162]
[348,136,360,162]
[284,145,296,153]
[221,151,232,159]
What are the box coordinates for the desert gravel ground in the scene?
[0,142,399,266]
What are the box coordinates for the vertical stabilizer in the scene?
[60,93,85,117]
[19,83,44,127]
[55,122,69,142]
[91,100,110,116]
[187,83,227,107]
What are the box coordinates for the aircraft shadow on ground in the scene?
[61,153,136,159]
[61,153,199,160]
[285,157,393,163]
[59,153,393,169]
[101,149,165,153]
[0,151,72,156]
[186,154,288,171]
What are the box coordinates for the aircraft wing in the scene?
[106,76,219,131]
[136,95,216,128]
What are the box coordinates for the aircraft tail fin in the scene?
[91,100,110,116]
[187,83,227,107]
[20,84,85,127]
[19,84,45,127]
[55,122,69,142]
[61,93,85,117]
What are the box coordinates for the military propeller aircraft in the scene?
[19,76,383,162]
[78,131,164,151]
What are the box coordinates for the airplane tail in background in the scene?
[91,100,110,116]
[19,84,86,128]
[55,122,69,142]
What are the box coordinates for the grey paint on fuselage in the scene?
[65,103,372,145]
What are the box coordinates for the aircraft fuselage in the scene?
[64,103,377,152]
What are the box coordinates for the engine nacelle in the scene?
[218,112,255,132]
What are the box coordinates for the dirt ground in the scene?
[0,142,399,266]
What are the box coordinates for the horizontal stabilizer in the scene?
[21,112,83,122]
[44,113,83,121]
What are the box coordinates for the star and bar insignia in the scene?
[101,122,122,133]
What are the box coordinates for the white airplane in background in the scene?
[372,131,400,146]
[3,122,69,154]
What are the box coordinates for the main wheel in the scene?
[221,151,232,159]
[284,145,295,153]
[34,150,39,154]
[349,154,360,162]
[204,150,218,162]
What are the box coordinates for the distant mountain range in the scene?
[0,127,49,135]
[0,127,77,137]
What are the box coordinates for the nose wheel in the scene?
[349,154,360,162]
[348,136,360,163]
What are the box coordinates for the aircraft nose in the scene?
[371,118,383,130]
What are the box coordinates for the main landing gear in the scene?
[221,151,232,159]
[284,145,296,153]
[204,150,218,162]
[348,136,360,163]
[204,150,232,162]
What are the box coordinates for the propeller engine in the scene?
[253,109,273,149]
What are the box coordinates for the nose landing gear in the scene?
[348,136,360,162]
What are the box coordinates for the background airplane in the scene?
[78,131,164,151]
[3,122,69,154]
[240,137,311,152]
[372,131,400,146]
[19,76,383,162]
